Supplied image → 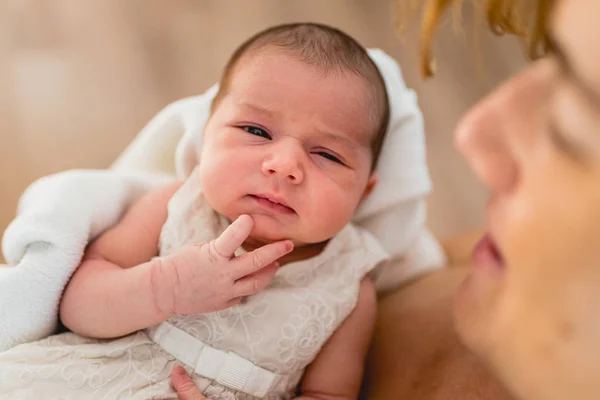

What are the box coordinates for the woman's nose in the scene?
[456,60,554,193]
[261,141,305,184]
[454,72,540,193]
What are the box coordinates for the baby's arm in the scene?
[60,180,293,340]
[297,278,377,400]
[59,181,183,338]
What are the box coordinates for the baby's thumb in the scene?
[171,366,207,400]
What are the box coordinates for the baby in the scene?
[0,23,390,399]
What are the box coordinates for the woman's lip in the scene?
[472,233,505,270]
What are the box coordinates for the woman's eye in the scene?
[242,126,271,139]
[317,151,343,164]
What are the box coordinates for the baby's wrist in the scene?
[149,257,175,321]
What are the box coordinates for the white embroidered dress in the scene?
[0,172,388,400]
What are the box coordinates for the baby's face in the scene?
[198,49,378,246]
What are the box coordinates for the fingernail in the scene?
[240,214,252,223]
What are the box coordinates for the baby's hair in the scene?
[212,22,390,171]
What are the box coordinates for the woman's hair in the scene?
[399,0,555,77]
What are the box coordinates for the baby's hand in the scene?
[151,215,293,317]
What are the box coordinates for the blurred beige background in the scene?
[0,0,526,260]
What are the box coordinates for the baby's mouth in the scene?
[249,194,296,215]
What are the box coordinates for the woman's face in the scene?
[454,1,600,399]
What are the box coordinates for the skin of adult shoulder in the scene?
[362,231,513,400]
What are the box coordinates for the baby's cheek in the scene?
[310,189,357,234]
[198,164,224,203]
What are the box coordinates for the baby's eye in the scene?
[317,151,344,165]
[242,126,271,139]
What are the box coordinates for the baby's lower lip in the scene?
[249,195,295,214]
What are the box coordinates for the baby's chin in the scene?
[248,223,294,244]
[247,217,315,247]
[221,210,332,246]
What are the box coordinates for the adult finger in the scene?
[172,365,207,400]
[212,215,254,258]
[232,262,279,297]
[231,240,293,279]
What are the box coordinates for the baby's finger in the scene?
[232,262,279,297]
[171,366,207,400]
[213,215,254,258]
[225,297,244,309]
[232,240,293,279]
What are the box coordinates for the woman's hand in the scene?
[172,366,208,400]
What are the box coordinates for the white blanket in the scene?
[0,48,445,352]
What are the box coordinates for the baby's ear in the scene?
[360,172,378,203]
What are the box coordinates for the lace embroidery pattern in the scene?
[0,169,387,399]
[157,173,386,381]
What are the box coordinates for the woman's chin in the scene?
[453,273,481,347]
[453,270,500,360]
[454,232,508,351]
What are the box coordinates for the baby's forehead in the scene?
[229,50,382,133]
[232,47,378,98]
